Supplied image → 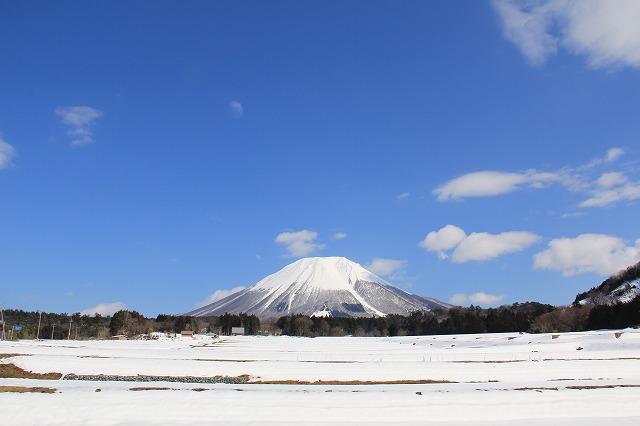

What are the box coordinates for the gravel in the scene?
[62,373,249,384]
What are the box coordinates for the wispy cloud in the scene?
[332,232,347,240]
[196,286,246,308]
[396,192,410,202]
[580,175,640,207]
[534,234,640,276]
[492,0,640,69]
[420,225,540,263]
[0,134,17,169]
[433,170,561,201]
[275,229,325,258]
[434,148,637,208]
[450,292,506,307]
[80,301,126,317]
[365,258,408,278]
[55,106,103,147]
[230,100,244,118]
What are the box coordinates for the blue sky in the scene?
[1,1,640,317]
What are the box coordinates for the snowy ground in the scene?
[1,329,640,425]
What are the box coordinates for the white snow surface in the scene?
[2,329,640,425]
[188,257,451,318]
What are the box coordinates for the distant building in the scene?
[180,330,194,338]
[231,327,245,336]
[112,335,128,340]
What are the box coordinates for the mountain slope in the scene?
[575,261,640,305]
[188,257,451,319]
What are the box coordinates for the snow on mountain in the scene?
[576,261,640,306]
[188,257,451,319]
[578,279,640,306]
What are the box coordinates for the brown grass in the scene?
[451,360,525,364]
[0,353,26,359]
[129,387,174,391]
[567,384,640,390]
[514,387,559,391]
[0,363,62,380]
[249,379,456,385]
[0,385,56,394]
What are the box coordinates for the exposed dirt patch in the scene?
[544,357,640,361]
[0,385,56,394]
[451,360,526,364]
[0,353,26,359]
[514,387,559,391]
[567,384,640,390]
[249,379,456,385]
[129,387,174,391]
[0,363,62,380]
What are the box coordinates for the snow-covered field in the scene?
[2,329,640,425]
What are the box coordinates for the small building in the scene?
[112,335,128,340]
[231,327,245,336]
[180,330,194,338]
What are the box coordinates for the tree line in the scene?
[0,309,260,339]
[2,296,639,340]
[276,302,556,337]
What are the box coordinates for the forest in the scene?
[2,294,638,340]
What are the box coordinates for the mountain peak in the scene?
[188,256,451,319]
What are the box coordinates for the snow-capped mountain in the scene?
[575,261,640,306]
[188,257,452,319]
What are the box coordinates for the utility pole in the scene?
[67,317,72,340]
[36,311,42,340]
[0,304,5,340]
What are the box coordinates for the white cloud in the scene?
[433,147,639,208]
[55,106,103,147]
[230,100,244,118]
[492,0,558,67]
[561,211,584,219]
[580,180,640,208]
[333,233,347,240]
[452,231,541,263]
[396,192,410,202]
[596,172,627,188]
[434,171,527,201]
[605,148,625,163]
[365,258,408,277]
[419,225,467,253]
[450,292,506,307]
[420,225,540,263]
[275,229,325,258]
[80,302,127,317]
[493,0,640,69]
[582,147,626,170]
[0,135,17,169]
[534,234,640,276]
[196,286,245,308]
[433,170,560,201]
